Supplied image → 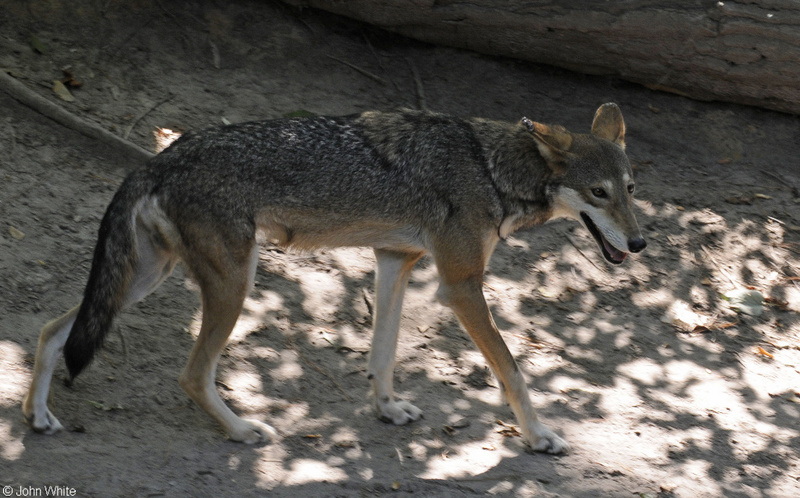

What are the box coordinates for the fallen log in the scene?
[284,0,800,114]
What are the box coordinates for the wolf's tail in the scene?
[63,172,153,379]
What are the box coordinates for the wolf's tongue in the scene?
[602,236,627,263]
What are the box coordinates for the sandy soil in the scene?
[1,1,799,496]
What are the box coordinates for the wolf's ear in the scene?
[591,103,625,148]
[521,117,573,163]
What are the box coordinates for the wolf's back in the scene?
[62,172,153,379]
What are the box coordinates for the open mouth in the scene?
[580,212,627,265]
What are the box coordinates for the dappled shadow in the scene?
[4,106,800,498]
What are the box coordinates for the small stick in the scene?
[209,40,221,69]
[362,33,401,92]
[567,236,604,273]
[0,70,154,162]
[362,288,374,317]
[123,93,174,139]
[761,170,798,195]
[154,0,180,23]
[326,55,387,86]
[286,336,353,402]
[406,57,427,111]
[115,328,129,365]
[700,245,738,287]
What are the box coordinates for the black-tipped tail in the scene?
[62,174,150,379]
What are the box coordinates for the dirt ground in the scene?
[1,1,799,496]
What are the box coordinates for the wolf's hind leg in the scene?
[23,208,176,435]
[367,249,423,425]
[22,306,79,434]
[123,208,179,306]
[179,242,276,443]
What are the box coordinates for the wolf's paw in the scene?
[25,408,64,435]
[528,425,570,455]
[377,399,422,425]
[228,419,278,444]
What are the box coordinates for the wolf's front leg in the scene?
[436,277,569,454]
[180,245,277,444]
[179,313,278,444]
[367,249,423,424]
[23,305,80,434]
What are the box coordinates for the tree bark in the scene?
[284,0,800,114]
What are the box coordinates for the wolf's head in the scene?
[522,103,646,265]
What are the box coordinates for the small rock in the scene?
[9,226,25,240]
[450,417,470,428]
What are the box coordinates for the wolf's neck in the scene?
[469,119,558,230]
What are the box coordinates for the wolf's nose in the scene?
[628,237,647,253]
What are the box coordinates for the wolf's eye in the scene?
[591,187,608,199]
[627,184,635,194]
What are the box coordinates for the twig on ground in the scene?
[363,33,401,92]
[700,245,738,288]
[406,57,427,111]
[0,70,154,163]
[123,93,174,139]
[286,336,354,402]
[567,236,605,273]
[761,169,799,196]
[115,328,129,365]
[327,55,387,86]
[362,288,374,317]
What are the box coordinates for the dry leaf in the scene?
[53,80,76,102]
[538,287,557,298]
[725,194,753,205]
[87,400,123,411]
[764,296,789,310]
[153,127,182,153]
[756,347,774,359]
[30,35,48,54]
[754,193,772,200]
[768,391,800,403]
[61,69,83,88]
[496,420,521,437]
[723,289,764,316]
[717,157,732,165]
